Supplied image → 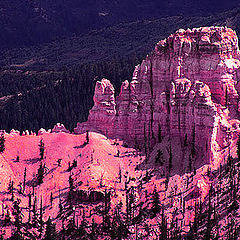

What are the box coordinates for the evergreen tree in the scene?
[66,217,76,236]
[188,155,193,173]
[168,143,173,173]
[147,122,151,152]
[39,138,45,160]
[67,174,75,207]
[184,134,188,147]
[86,130,89,144]
[171,218,181,240]
[127,187,136,224]
[118,166,122,183]
[102,189,111,231]
[58,189,63,216]
[32,196,38,228]
[109,215,119,240]
[165,175,169,191]
[205,186,212,240]
[0,133,5,154]
[144,123,147,158]
[160,207,168,240]
[50,192,53,207]
[57,158,62,167]
[8,179,14,194]
[72,159,77,168]
[189,201,199,238]
[17,182,23,194]
[89,218,98,240]
[191,124,196,158]
[39,197,44,236]
[116,149,120,157]
[12,199,23,240]
[58,198,63,216]
[8,180,15,201]
[67,161,72,172]
[44,217,58,240]
[152,185,161,217]
[237,134,240,162]
[77,209,88,238]
[32,184,35,196]
[158,123,162,143]
[3,209,11,227]
[183,198,185,214]
[0,233,4,240]
[37,162,45,185]
[225,86,228,108]
[23,167,26,193]
[28,193,32,223]
[187,223,195,240]
[155,150,163,165]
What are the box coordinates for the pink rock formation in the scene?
[75,27,240,167]
[22,130,30,136]
[38,128,51,135]
[52,123,70,133]
[9,129,20,136]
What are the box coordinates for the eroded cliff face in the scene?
[75,27,240,169]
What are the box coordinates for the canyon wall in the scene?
[75,27,240,165]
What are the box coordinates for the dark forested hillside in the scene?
[0,56,142,132]
[0,6,240,132]
[1,7,240,71]
[0,0,239,49]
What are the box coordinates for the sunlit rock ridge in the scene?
[75,26,240,168]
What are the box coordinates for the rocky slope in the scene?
[1,27,240,239]
[0,131,143,238]
[0,128,238,239]
[75,26,240,172]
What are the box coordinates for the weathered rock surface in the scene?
[75,27,240,167]
[9,129,20,136]
[52,123,70,133]
[38,128,51,135]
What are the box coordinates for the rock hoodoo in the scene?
[52,123,70,133]
[75,27,240,166]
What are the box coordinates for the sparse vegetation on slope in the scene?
[0,132,238,239]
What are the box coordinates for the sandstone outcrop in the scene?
[75,27,240,167]
[52,123,70,133]
[38,128,51,135]
[9,129,20,136]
